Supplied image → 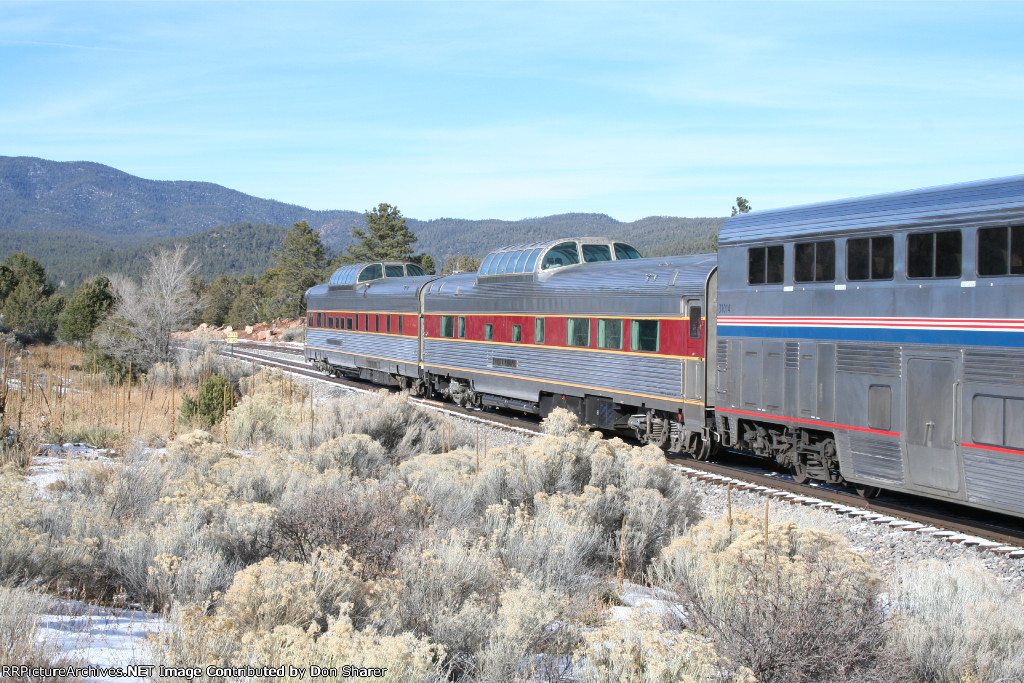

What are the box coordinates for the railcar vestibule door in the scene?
[905,355,961,492]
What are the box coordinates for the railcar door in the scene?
[905,355,962,492]
[683,297,705,402]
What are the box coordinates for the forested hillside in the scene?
[0,156,360,242]
[0,223,290,288]
[404,214,723,263]
[0,156,724,287]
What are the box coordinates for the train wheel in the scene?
[791,459,811,485]
[692,433,717,461]
[855,484,881,499]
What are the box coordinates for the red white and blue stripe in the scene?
[718,316,1024,347]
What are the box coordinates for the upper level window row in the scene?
[541,241,643,271]
[479,241,643,276]
[329,262,426,286]
[357,262,427,283]
[746,226,1023,285]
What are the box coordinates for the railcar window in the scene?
[385,265,405,277]
[406,264,426,276]
[485,324,493,341]
[868,385,892,431]
[316,313,322,328]
[535,317,545,344]
[358,264,383,282]
[747,245,784,285]
[458,316,466,339]
[441,316,455,338]
[847,236,894,280]
[794,241,835,282]
[524,248,542,272]
[689,306,701,339]
[978,226,1024,276]
[512,251,529,273]
[582,244,612,262]
[542,242,581,270]
[497,252,514,274]
[597,319,622,349]
[614,243,643,260]
[908,230,961,278]
[308,314,313,327]
[512,324,522,342]
[386,315,392,334]
[347,317,353,330]
[631,320,660,352]
[398,316,403,335]
[327,316,334,329]
[567,318,591,347]
[972,394,1024,449]
[1008,398,1024,450]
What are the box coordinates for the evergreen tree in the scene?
[415,253,436,275]
[227,277,264,328]
[0,264,16,303]
[262,221,328,319]
[57,275,115,345]
[200,275,240,326]
[341,203,417,264]
[3,252,49,293]
[0,252,62,341]
[731,197,752,216]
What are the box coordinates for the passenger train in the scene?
[305,175,1024,518]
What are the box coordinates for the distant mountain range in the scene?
[0,156,724,287]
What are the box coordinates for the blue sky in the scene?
[2,1,1022,220]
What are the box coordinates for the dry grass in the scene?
[1,344,199,456]
[0,585,83,682]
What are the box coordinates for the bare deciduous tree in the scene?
[96,245,203,369]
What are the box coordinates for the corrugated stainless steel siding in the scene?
[306,329,418,365]
[720,175,1024,245]
[846,435,904,483]
[836,343,901,376]
[963,446,1024,514]
[423,339,683,401]
[964,349,1024,383]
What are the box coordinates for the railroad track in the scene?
[220,342,541,436]
[213,341,1024,556]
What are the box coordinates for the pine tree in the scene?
[341,203,418,264]
[262,221,328,319]
[57,275,115,345]
[0,252,62,341]
[731,197,752,216]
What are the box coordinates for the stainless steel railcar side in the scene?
[716,175,1024,516]
[420,238,718,453]
[304,261,438,388]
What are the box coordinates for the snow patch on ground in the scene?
[28,443,118,491]
[609,583,684,624]
[24,444,166,681]
[37,600,166,682]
